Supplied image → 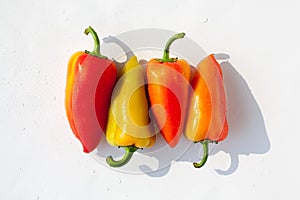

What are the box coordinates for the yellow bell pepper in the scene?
[106,55,155,167]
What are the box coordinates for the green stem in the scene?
[193,140,209,168]
[106,146,138,167]
[160,32,185,62]
[84,26,107,59]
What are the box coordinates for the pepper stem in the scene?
[193,140,209,168]
[84,26,107,59]
[106,146,138,167]
[160,32,185,62]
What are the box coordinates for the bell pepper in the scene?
[65,26,117,153]
[106,55,155,167]
[184,54,228,168]
[146,33,191,147]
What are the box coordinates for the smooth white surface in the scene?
[1,0,299,199]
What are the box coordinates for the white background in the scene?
[1,0,299,199]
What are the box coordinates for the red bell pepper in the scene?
[147,33,191,147]
[65,26,117,153]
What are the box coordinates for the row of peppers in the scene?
[65,26,228,168]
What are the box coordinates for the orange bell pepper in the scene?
[184,54,228,168]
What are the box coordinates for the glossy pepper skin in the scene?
[147,33,191,147]
[65,26,117,153]
[106,56,155,167]
[184,54,228,168]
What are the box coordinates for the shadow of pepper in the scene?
[207,56,271,175]
[155,54,271,176]
[102,35,134,75]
